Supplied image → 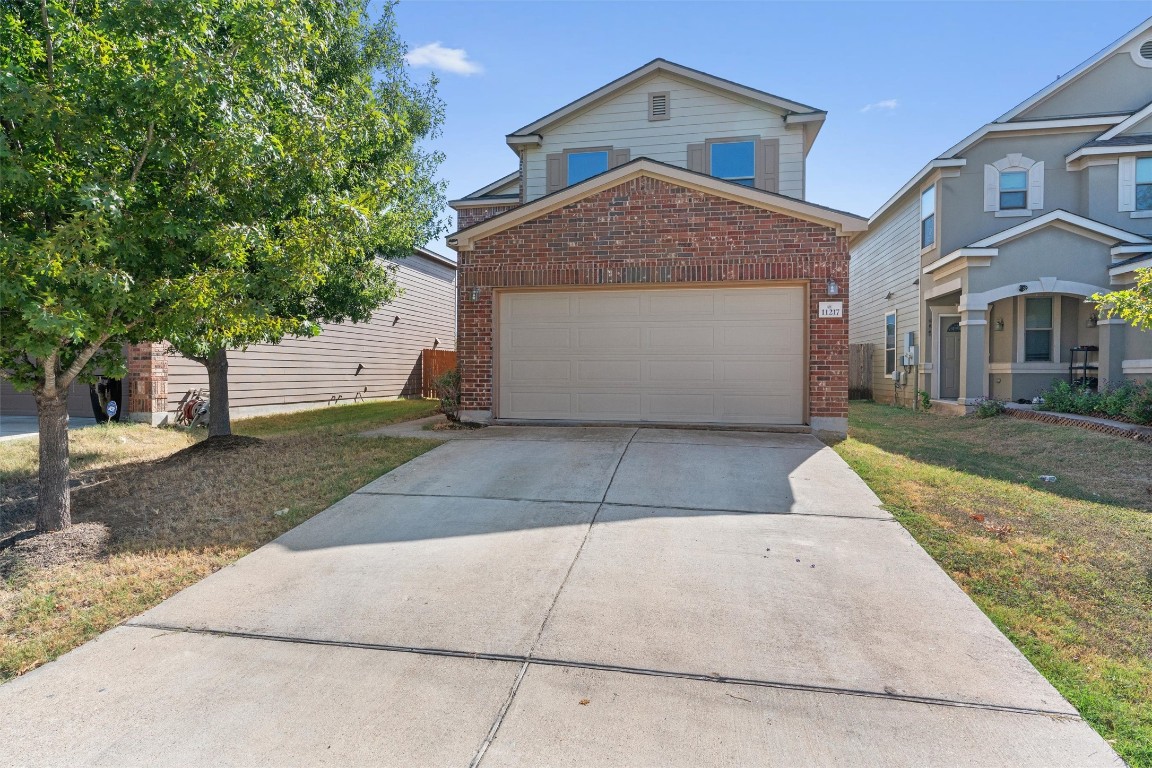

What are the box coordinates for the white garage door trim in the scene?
[493,283,808,426]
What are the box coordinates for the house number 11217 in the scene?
[818,302,844,319]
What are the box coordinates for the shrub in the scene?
[1036,379,1152,425]
[918,390,932,411]
[972,397,1005,418]
[433,369,461,422]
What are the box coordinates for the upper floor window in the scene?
[567,150,610,185]
[1137,157,1152,211]
[999,171,1028,210]
[984,154,1043,216]
[920,185,936,249]
[709,140,756,186]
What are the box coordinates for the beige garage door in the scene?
[497,286,805,425]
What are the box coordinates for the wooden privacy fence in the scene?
[421,349,457,398]
[849,343,874,400]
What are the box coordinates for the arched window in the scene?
[984,154,1044,216]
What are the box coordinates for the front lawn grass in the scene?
[0,398,440,682]
[835,402,1152,766]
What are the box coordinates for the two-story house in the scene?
[447,60,866,435]
[851,18,1152,409]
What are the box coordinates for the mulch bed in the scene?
[0,523,111,578]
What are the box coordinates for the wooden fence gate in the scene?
[849,343,874,400]
[421,349,457,398]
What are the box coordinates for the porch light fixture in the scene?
[1087,313,1099,328]
[826,279,840,296]
[995,318,1005,331]
[470,287,480,301]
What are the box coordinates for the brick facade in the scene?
[456,204,519,231]
[455,176,850,424]
[126,342,169,423]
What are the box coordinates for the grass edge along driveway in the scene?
[0,399,440,683]
[834,402,1152,768]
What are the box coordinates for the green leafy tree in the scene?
[1093,267,1152,330]
[1,0,443,531]
[164,2,445,438]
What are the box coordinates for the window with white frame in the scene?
[1023,297,1053,362]
[1138,157,1152,211]
[920,186,936,248]
[984,154,1044,214]
[884,312,897,374]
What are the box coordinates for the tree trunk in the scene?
[204,347,232,438]
[36,392,71,533]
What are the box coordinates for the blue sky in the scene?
[392,1,1150,255]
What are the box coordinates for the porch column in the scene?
[958,308,988,404]
[1097,318,1127,388]
[126,342,169,425]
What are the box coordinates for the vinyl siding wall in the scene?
[848,197,921,404]
[523,74,806,201]
[166,256,456,417]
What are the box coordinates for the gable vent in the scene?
[1142,40,1152,60]
[648,91,670,121]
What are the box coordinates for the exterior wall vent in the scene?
[1142,40,1152,60]
[648,91,670,121]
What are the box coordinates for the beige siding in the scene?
[166,256,456,417]
[1,379,94,418]
[523,73,806,201]
[848,198,921,403]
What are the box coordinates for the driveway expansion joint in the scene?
[119,622,1082,721]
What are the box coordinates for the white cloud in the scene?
[405,42,483,76]
[860,99,899,113]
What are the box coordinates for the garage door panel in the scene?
[646,291,715,317]
[509,293,572,319]
[575,393,643,418]
[507,360,572,385]
[577,326,641,350]
[576,360,642,384]
[647,360,716,384]
[510,327,572,350]
[648,326,715,350]
[505,391,574,418]
[498,287,805,425]
[576,293,641,318]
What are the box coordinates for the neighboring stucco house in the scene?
[447,60,866,436]
[850,18,1152,408]
[0,248,458,423]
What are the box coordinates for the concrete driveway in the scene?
[0,424,1120,766]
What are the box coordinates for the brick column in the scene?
[126,342,169,425]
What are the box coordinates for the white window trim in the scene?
[1120,156,1152,216]
[884,311,898,374]
[1015,295,1061,364]
[919,184,937,254]
[984,154,1044,215]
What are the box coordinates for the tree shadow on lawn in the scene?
[847,402,1152,513]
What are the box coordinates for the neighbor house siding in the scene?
[522,74,806,201]
[165,257,456,417]
[848,197,921,404]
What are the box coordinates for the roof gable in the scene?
[968,210,1150,249]
[997,17,1152,122]
[447,158,865,250]
[506,59,824,142]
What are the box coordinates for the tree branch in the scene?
[39,0,63,154]
[130,122,155,183]
[56,336,111,391]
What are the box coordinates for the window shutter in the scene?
[758,138,780,193]
[983,165,999,212]
[1027,161,1044,210]
[1119,156,1137,212]
[687,143,706,173]
[610,147,631,168]
[546,153,564,194]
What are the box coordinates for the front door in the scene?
[939,316,961,400]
